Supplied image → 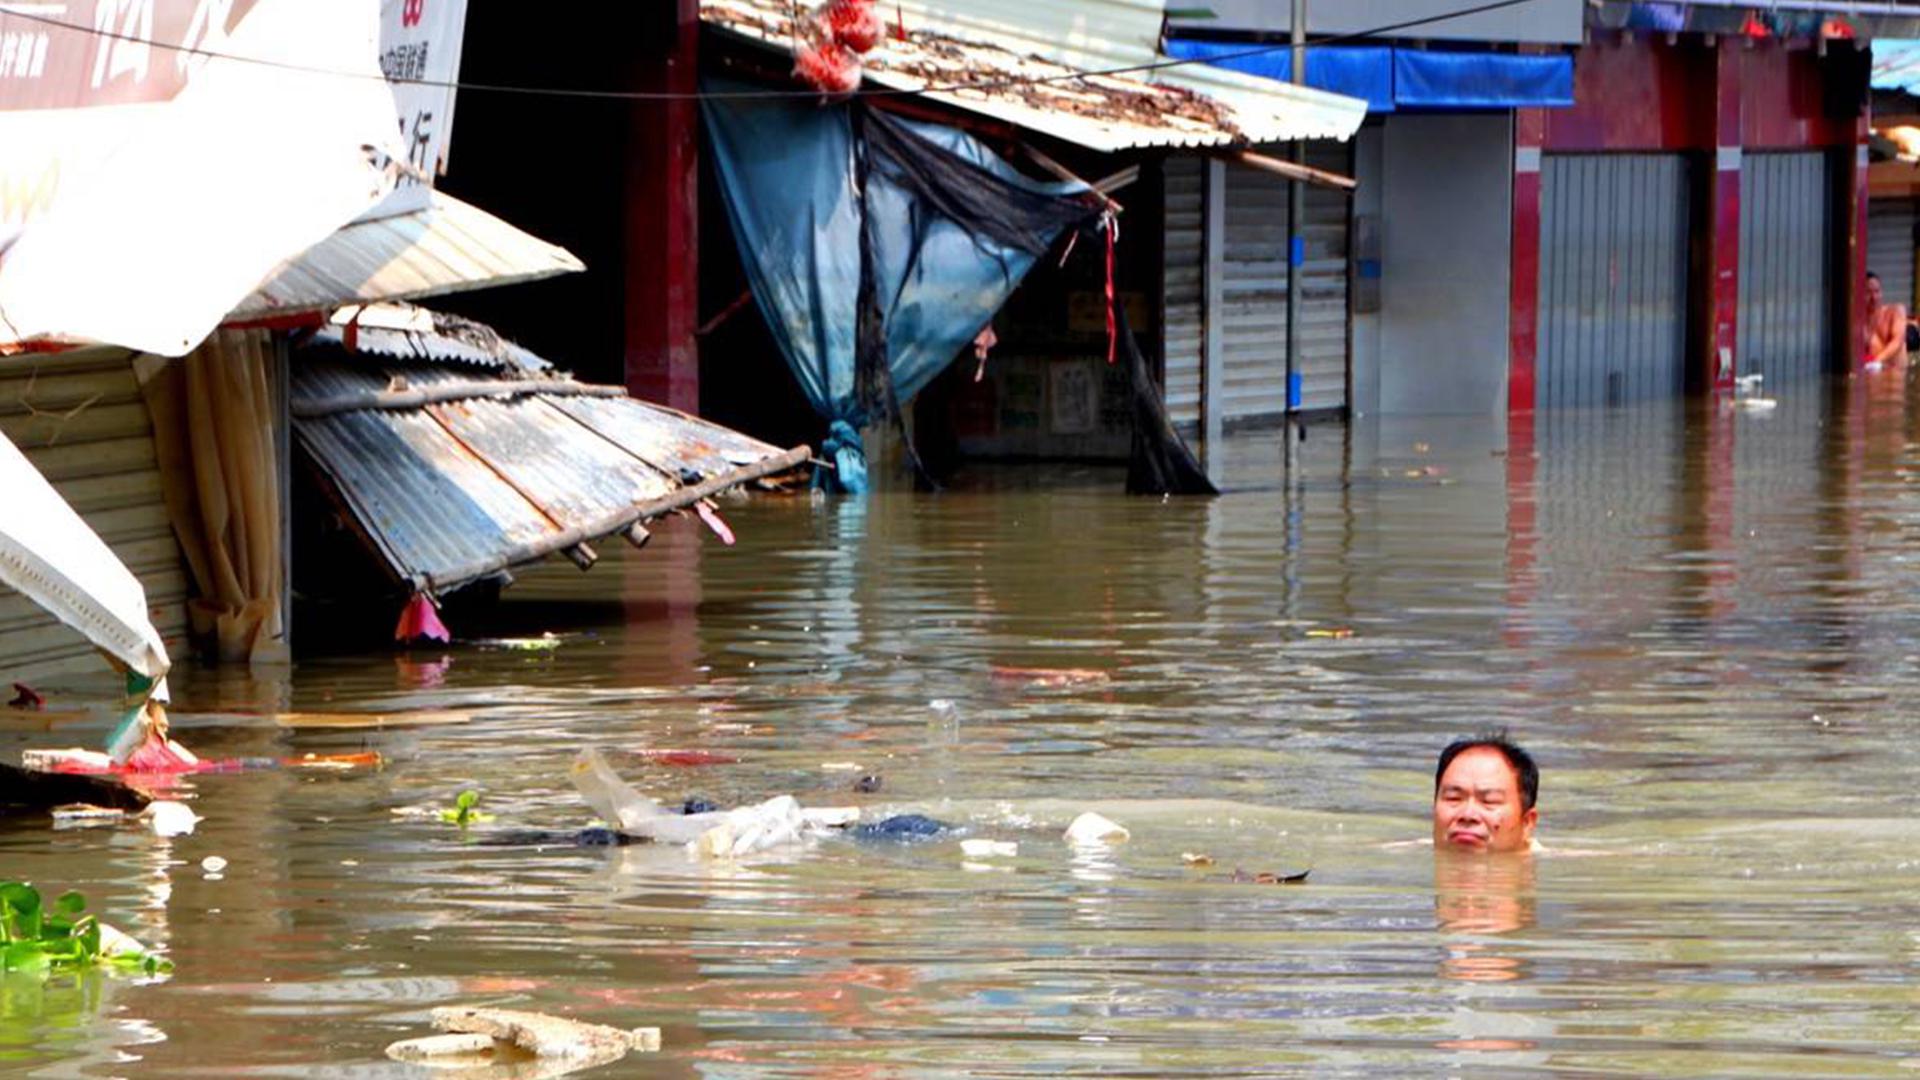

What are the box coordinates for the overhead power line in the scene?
[0,0,1547,103]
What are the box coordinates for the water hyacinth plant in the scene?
[438,789,493,828]
[0,882,170,977]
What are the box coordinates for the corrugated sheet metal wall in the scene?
[1221,156,1294,419]
[1299,141,1351,413]
[1218,142,1352,421]
[1738,151,1834,384]
[1162,156,1204,429]
[1537,153,1690,409]
[1868,197,1918,312]
[0,350,186,677]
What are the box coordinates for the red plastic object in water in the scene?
[794,40,862,95]
[634,749,741,767]
[990,665,1113,687]
[395,592,451,644]
[122,732,200,773]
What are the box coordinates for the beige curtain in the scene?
[136,329,288,664]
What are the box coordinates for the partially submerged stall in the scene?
[695,0,1366,486]
[290,305,807,629]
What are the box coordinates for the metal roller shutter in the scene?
[1738,151,1834,385]
[1868,198,1918,312]
[1221,155,1292,421]
[1298,140,1351,413]
[0,349,187,678]
[1537,153,1690,409]
[1161,156,1204,429]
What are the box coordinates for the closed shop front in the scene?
[1220,154,1294,421]
[1297,141,1352,413]
[1738,151,1834,384]
[1537,153,1690,409]
[1161,143,1353,431]
[1868,196,1918,313]
[0,349,187,677]
[1162,155,1205,430]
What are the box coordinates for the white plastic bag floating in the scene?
[1064,811,1129,846]
[570,749,858,857]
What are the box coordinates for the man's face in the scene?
[1432,747,1537,854]
[1868,276,1884,309]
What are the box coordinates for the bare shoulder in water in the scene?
[1381,837,1611,856]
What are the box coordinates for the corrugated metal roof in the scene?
[291,351,808,597]
[700,0,1367,151]
[230,191,585,322]
[312,304,552,373]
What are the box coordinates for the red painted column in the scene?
[1847,110,1871,370]
[1705,38,1741,394]
[624,0,700,411]
[1508,107,1545,415]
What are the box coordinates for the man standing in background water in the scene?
[1863,271,1908,371]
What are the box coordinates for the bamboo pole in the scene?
[292,379,626,419]
[1228,149,1357,193]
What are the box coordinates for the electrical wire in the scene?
[1,0,1551,103]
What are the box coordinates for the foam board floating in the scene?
[385,1006,659,1075]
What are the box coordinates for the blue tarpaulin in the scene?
[1393,50,1573,110]
[702,85,1091,493]
[1163,40,1573,113]
[1162,41,1395,114]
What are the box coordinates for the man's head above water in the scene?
[1432,732,1538,854]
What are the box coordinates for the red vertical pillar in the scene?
[625,0,700,411]
[1508,107,1545,415]
[1706,38,1741,394]
[1847,109,1871,370]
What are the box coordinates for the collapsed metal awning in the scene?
[230,192,586,325]
[699,0,1367,152]
[292,314,808,598]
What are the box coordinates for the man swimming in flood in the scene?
[1432,732,1538,855]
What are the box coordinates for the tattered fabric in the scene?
[702,85,1093,493]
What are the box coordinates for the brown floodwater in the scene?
[6,375,1920,1077]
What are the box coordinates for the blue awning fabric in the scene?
[1163,40,1573,114]
[1393,50,1573,110]
[1162,41,1395,114]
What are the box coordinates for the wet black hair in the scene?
[1869,270,1883,282]
[1435,731,1538,811]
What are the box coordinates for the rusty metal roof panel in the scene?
[543,395,786,482]
[296,408,558,590]
[230,191,585,322]
[424,396,678,532]
[290,336,806,597]
[700,0,1367,151]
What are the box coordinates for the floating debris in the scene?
[1228,868,1310,885]
[384,1006,660,1074]
[1064,812,1129,845]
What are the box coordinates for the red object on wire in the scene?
[1104,215,1118,365]
[824,0,882,53]
[795,40,863,95]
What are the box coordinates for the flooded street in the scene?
[8,377,1920,1077]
